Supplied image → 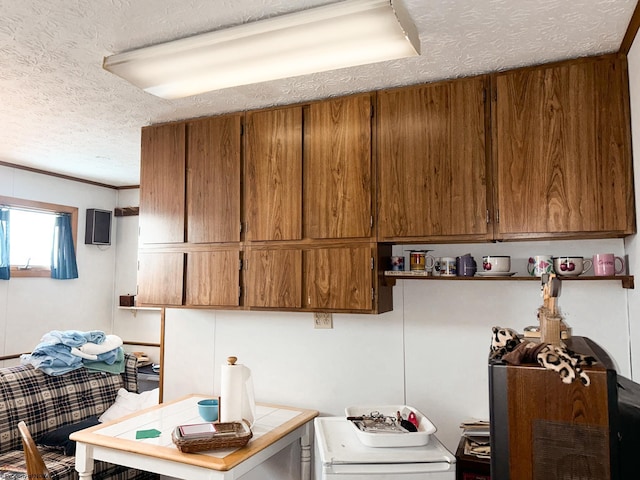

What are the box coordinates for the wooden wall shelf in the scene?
[383,272,635,289]
[117,306,162,317]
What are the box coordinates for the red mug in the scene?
[593,254,625,276]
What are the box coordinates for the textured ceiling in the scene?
[0,0,636,187]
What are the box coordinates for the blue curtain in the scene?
[51,213,78,279]
[0,209,9,280]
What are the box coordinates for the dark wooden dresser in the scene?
[489,336,640,480]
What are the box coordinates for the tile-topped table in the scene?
[70,394,318,480]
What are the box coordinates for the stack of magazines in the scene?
[459,419,490,459]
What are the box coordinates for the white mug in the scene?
[439,257,457,276]
[552,256,592,276]
[527,255,554,277]
[482,256,510,273]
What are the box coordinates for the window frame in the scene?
[0,195,78,278]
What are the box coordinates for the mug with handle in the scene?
[552,256,593,276]
[456,254,477,277]
[593,253,625,276]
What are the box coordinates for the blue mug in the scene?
[197,399,219,422]
[456,254,477,277]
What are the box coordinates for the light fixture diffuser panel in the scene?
[103,0,419,98]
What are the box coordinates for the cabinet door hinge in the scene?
[239,258,243,270]
[240,222,243,234]
[371,257,375,270]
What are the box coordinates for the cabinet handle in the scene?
[486,209,490,224]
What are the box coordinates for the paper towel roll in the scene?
[220,356,255,425]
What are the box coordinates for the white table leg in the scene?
[300,422,312,480]
[75,442,94,479]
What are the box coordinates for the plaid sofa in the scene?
[0,354,158,480]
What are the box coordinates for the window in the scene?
[0,196,78,278]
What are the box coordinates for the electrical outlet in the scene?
[313,312,333,329]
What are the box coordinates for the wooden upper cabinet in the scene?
[377,76,490,242]
[186,115,242,244]
[303,94,373,239]
[139,123,186,244]
[245,248,302,309]
[137,252,184,306]
[494,55,635,238]
[185,250,240,306]
[245,107,303,241]
[304,245,373,311]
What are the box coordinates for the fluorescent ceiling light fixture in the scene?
[103,0,419,99]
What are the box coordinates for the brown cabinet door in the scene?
[495,56,635,238]
[245,248,302,308]
[186,115,242,243]
[304,245,373,311]
[139,124,186,244]
[377,76,490,241]
[245,107,303,241]
[185,250,240,306]
[137,252,184,305]
[304,94,373,239]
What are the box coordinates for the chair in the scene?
[17,420,51,478]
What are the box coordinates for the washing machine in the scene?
[314,417,456,480]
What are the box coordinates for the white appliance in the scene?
[314,417,456,480]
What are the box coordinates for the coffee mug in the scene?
[482,256,510,273]
[433,258,441,276]
[408,250,435,272]
[553,256,592,276]
[439,257,456,276]
[456,254,477,277]
[527,255,554,277]
[593,253,625,276]
[197,398,219,422]
[390,256,405,271]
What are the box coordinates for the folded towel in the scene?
[21,342,83,375]
[83,347,125,374]
[70,347,98,361]
[78,334,123,355]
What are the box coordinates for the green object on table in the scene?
[136,428,161,439]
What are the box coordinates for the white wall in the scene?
[0,164,118,365]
